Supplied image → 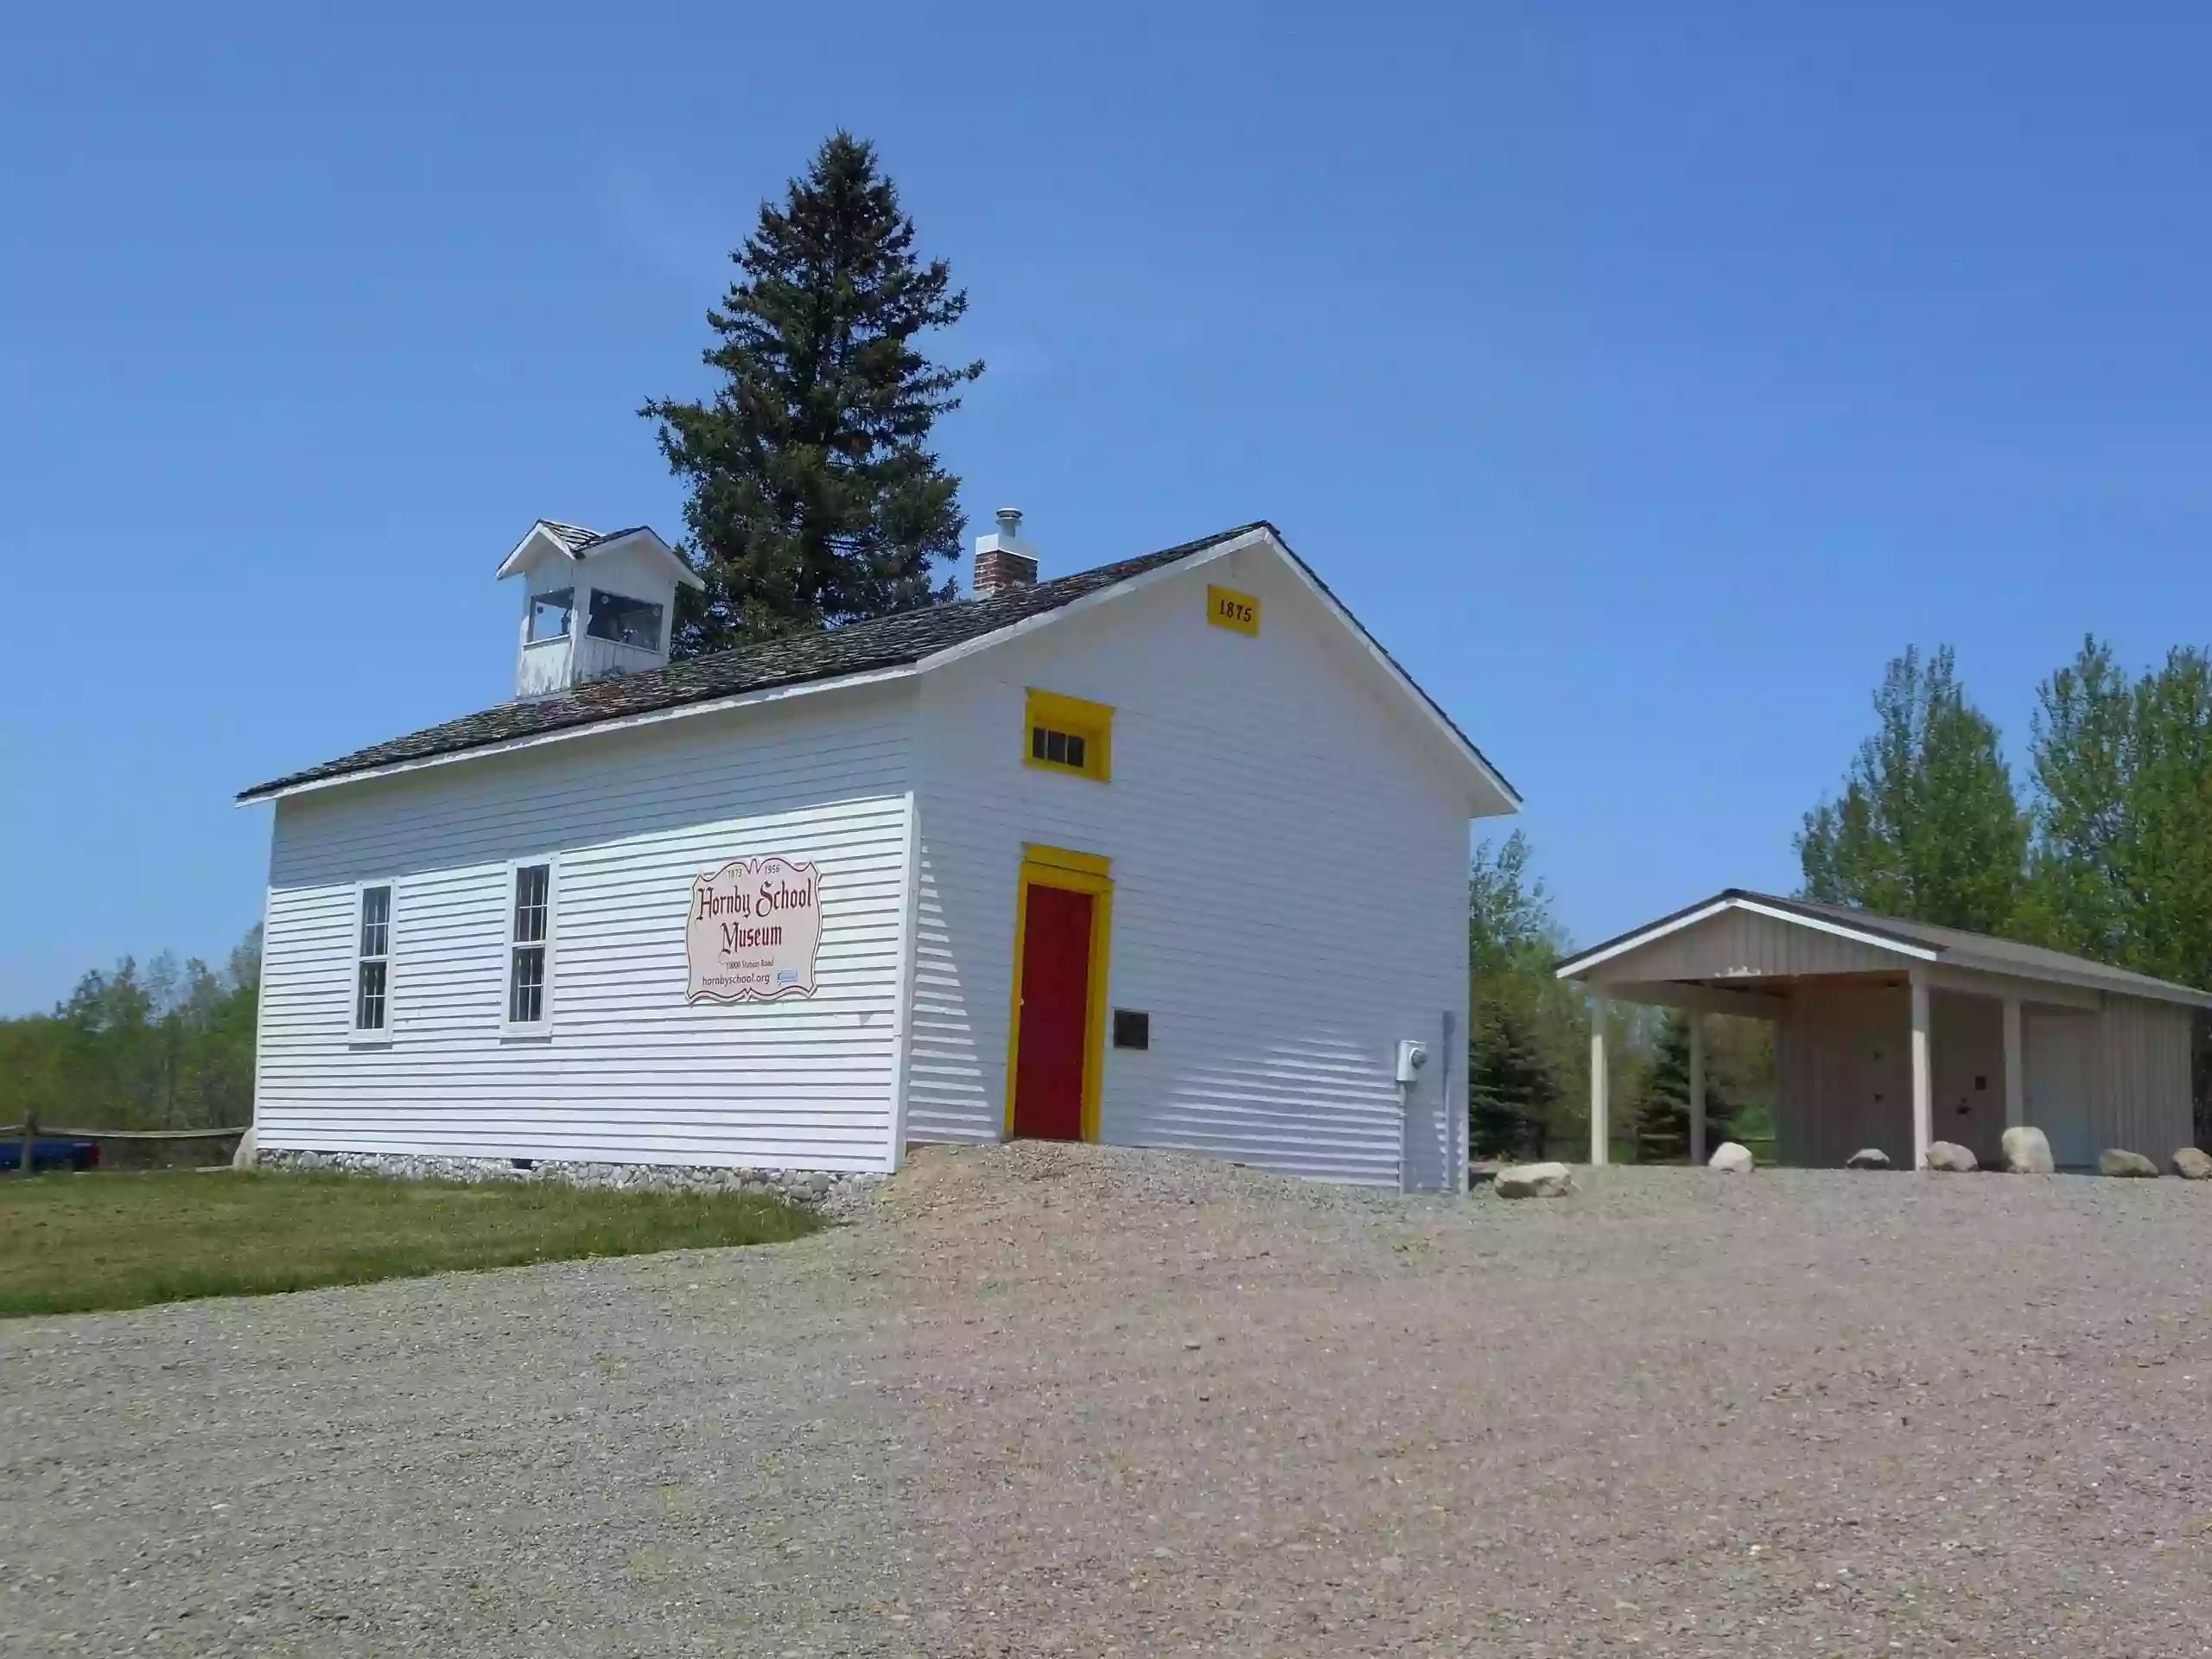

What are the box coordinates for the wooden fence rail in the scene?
[4,1115,249,1178]
[0,1125,250,1140]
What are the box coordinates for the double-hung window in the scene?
[353,883,393,1039]
[506,861,554,1031]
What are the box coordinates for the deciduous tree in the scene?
[1796,645,2027,931]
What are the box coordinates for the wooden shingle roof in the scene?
[238,525,1267,801]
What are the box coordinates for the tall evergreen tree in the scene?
[1796,645,2028,931]
[1631,1014,1740,1161]
[1468,980,1560,1161]
[644,133,983,656]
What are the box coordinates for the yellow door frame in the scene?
[1003,843,1114,1142]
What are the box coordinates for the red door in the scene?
[1013,883,1094,1140]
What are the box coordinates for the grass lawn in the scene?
[0,1170,824,1319]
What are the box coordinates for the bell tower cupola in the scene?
[495,520,704,698]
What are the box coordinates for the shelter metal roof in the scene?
[1556,888,2212,1010]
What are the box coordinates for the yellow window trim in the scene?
[1024,687,1114,782]
[1002,846,1113,1144]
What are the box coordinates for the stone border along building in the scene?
[238,514,1518,1192]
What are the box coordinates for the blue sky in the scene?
[4,3,2210,1011]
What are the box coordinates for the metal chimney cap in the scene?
[995,507,1023,533]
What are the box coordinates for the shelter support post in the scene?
[1589,992,1610,1166]
[1910,969,1933,1169]
[1688,1013,1707,1166]
[2002,995,2024,1131]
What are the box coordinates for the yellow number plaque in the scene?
[1206,585,1261,637]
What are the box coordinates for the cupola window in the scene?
[587,590,664,652]
[528,588,574,643]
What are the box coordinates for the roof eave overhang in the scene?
[1266,533,1521,816]
[1938,954,2212,1010]
[493,523,572,582]
[234,662,923,805]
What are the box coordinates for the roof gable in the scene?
[238,523,1515,807]
[493,521,704,591]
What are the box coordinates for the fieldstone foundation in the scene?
[260,1148,886,1217]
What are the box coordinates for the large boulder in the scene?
[2099,1148,2160,1179]
[1846,1147,1891,1170]
[2172,1147,2212,1180]
[2000,1126,2054,1175]
[1707,1142,1754,1173]
[1925,1141,1978,1173]
[1492,1161,1573,1199]
[231,1125,258,1170]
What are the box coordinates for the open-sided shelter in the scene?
[1556,890,2212,1171]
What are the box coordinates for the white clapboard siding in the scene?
[906,545,1475,1188]
[256,686,915,1171]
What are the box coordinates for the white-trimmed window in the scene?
[353,883,393,1039]
[505,861,554,1030]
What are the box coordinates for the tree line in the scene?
[1463,833,1768,1162]
[0,928,262,1132]
[18,136,2201,1157]
[1471,637,2212,1160]
[8,134,972,1128]
[1798,639,2212,988]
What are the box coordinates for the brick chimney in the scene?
[972,507,1038,598]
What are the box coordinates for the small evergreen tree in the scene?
[1469,983,1558,1160]
[644,132,983,656]
[1631,1014,1738,1162]
[1796,645,2027,931]
[1465,833,1573,1160]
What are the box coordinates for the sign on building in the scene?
[686,856,823,1003]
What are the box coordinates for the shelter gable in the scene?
[1582,902,1915,986]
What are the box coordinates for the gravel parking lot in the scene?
[8,1144,2212,1656]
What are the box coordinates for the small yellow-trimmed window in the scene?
[1025,689,1113,783]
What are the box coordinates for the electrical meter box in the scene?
[1394,1039,1428,1084]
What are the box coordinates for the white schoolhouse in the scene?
[239,515,1518,1190]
